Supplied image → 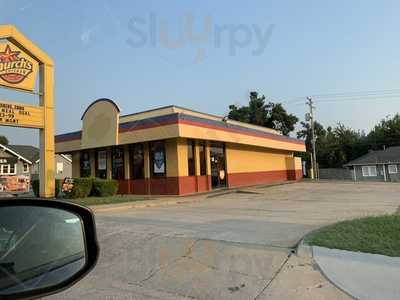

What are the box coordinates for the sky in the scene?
[1,0,400,146]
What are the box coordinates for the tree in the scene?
[367,114,400,150]
[265,102,299,136]
[0,135,8,145]
[228,92,299,136]
[296,121,326,169]
[297,121,368,169]
[296,121,326,152]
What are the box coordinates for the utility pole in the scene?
[306,97,318,179]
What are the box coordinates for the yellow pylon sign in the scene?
[0,25,55,198]
[0,41,39,92]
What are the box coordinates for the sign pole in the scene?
[39,63,55,198]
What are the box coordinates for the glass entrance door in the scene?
[210,143,226,189]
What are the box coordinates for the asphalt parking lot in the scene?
[48,181,400,300]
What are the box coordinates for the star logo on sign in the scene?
[0,45,21,62]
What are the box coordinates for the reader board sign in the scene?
[0,101,44,129]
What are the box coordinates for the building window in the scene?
[0,164,16,175]
[9,164,15,175]
[130,144,144,179]
[23,163,29,173]
[150,141,166,177]
[80,152,91,178]
[187,140,195,176]
[96,150,107,179]
[198,141,206,176]
[57,162,64,174]
[112,147,125,180]
[362,166,377,177]
[388,164,398,174]
[1,165,9,175]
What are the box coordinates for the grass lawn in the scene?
[307,214,400,257]
[64,195,155,207]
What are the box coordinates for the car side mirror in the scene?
[0,199,99,300]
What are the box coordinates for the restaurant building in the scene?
[55,99,306,195]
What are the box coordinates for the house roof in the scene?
[345,146,400,166]
[0,144,72,165]
[5,145,39,164]
[35,154,72,164]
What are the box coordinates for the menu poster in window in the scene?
[154,151,165,174]
[114,149,124,167]
[98,151,107,170]
[81,153,90,170]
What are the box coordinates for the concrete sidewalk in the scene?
[88,182,293,213]
[313,246,400,300]
[86,189,234,213]
[88,196,204,213]
[48,182,400,300]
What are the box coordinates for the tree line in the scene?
[228,91,400,169]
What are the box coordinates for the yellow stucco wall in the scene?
[71,152,80,177]
[165,139,179,177]
[294,156,302,170]
[81,101,119,149]
[176,138,189,177]
[69,139,301,180]
[143,143,150,179]
[179,124,305,153]
[120,107,175,123]
[285,156,302,171]
[119,124,180,145]
[55,139,81,153]
[120,106,280,135]
[225,143,294,173]
[157,138,190,177]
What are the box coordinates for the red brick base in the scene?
[227,170,287,188]
[287,169,303,181]
[117,170,302,195]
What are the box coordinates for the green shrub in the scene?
[67,178,94,199]
[92,179,119,197]
[31,179,62,198]
[55,179,62,197]
[32,179,39,197]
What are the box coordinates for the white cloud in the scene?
[80,26,97,46]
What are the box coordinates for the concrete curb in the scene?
[295,237,313,259]
[295,230,357,300]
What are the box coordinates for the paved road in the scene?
[48,181,400,300]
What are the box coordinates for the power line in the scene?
[311,88,400,98]
[279,88,400,105]
[297,88,400,99]
[314,94,400,103]
[281,95,400,105]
